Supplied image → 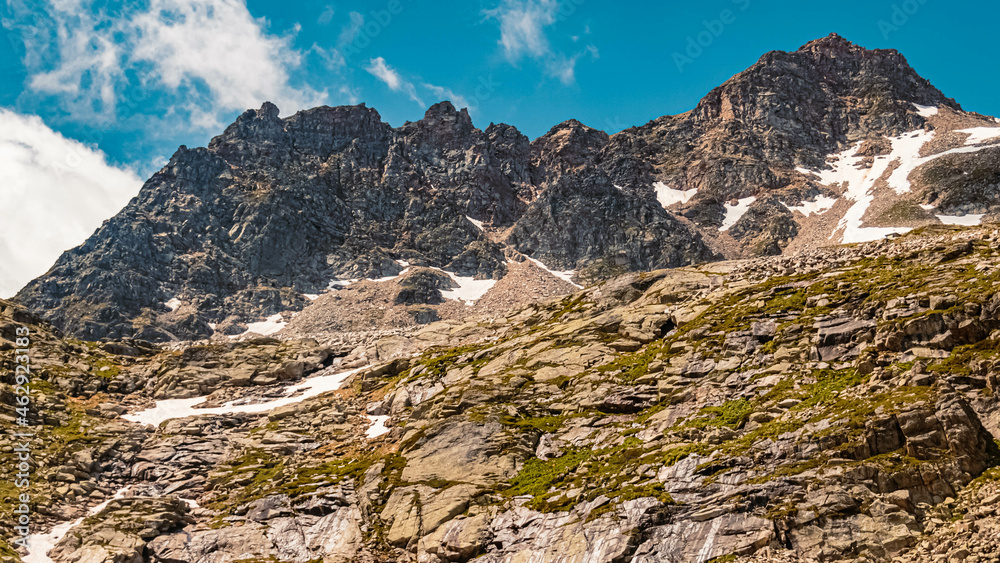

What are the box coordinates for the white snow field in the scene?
[243,313,287,336]
[719,196,757,231]
[653,181,698,208]
[958,127,1000,145]
[912,103,939,117]
[123,365,367,427]
[366,415,391,438]
[437,270,497,305]
[798,129,1000,244]
[25,486,133,563]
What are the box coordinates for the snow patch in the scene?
[653,181,697,208]
[164,298,182,312]
[526,257,582,289]
[957,127,1000,145]
[883,131,937,194]
[937,214,984,226]
[719,196,756,232]
[782,195,837,217]
[328,279,356,289]
[817,137,915,243]
[436,270,497,305]
[123,366,366,427]
[885,131,1000,193]
[807,139,910,243]
[806,130,1000,244]
[243,313,286,336]
[466,216,485,231]
[919,204,937,211]
[366,415,390,438]
[795,166,814,176]
[25,486,133,563]
[913,103,939,117]
[303,294,320,301]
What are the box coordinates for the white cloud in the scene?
[11,1,124,121]
[0,109,142,298]
[493,0,555,61]
[8,0,328,129]
[484,0,592,85]
[131,0,326,118]
[309,43,346,70]
[366,57,424,106]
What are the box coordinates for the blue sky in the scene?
[1,0,999,296]
[3,0,1000,174]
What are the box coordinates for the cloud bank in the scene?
[6,0,328,130]
[0,109,142,298]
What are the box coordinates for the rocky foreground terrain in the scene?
[2,224,1000,562]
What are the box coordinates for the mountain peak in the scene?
[797,32,857,53]
[257,100,280,119]
[407,100,475,136]
[423,100,472,124]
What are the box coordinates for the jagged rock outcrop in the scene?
[15,100,713,342]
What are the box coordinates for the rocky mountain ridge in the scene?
[14,33,1000,347]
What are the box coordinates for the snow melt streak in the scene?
[123,366,366,427]
[526,257,582,289]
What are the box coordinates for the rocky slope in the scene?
[2,224,1000,562]
[16,34,1000,343]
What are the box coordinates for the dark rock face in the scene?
[728,195,799,256]
[15,100,713,341]
[506,173,716,271]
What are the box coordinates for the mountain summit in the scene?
[15,35,1000,341]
